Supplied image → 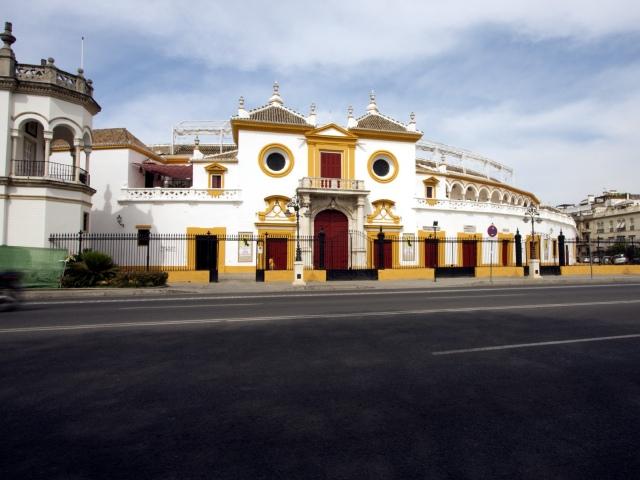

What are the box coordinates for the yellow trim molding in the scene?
[349,128,423,143]
[186,227,226,271]
[258,143,295,178]
[231,119,314,144]
[368,150,399,183]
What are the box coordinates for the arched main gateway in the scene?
[314,210,348,269]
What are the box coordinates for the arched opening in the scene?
[464,186,478,202]
[14,119,46,176]
[450,183,464,200]
[490,190,501,204]
[478,188,490,202]
[314,210,349,269]
[502,193,511,204]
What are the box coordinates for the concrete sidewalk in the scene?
[21,274,640,300]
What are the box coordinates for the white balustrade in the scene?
[120,188,242,202]
[298,177,366,191]
[414,198,574,225]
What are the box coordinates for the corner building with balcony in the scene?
[88,82,578,281]
[0,22,98,247]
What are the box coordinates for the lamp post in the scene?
[432,220,438,283]
[523,205,542,278]
[287,195,306,285]
[287,195,303,262]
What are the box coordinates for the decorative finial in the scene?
[47,57,55,65]
[237,95,249,118]
[194,136,200,146]
[407,112,416,132]
[1,22,16,48]
[347,105,357,128]
[307,102,317,126]
[269,81,283,106]
[367,90,378,114]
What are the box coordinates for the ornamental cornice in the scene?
[0,79,101,115]
[7,176,95,195]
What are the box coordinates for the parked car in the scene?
[0,271,22,312]
[591,256,601,264]
[581,256,591,263]
[601,256,612,265]
[612,254,628,265]
[632,257,640,265]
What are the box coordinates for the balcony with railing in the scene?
[12,159,90,186]
[119,187,242,203]
[414,197,575,225]
[297,177,367,194]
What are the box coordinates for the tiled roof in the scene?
[241,104,311,126]
[353,113,408,132]
[92,128,148,149]
[205,149,238,161]
[149,144,237,156]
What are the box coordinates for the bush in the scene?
[61,250,118,288]
[109,270,168,288]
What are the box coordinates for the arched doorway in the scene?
[314,210,348,269]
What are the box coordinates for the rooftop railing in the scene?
[16,62,94,97]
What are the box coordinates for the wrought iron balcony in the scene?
[12,159,90,186]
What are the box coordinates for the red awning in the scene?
[139,162,192,180]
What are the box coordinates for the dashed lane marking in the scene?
[1,298,639,335]
[432,333,640,355]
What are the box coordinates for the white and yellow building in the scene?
[86,83,577,277]
[1,21,578,279]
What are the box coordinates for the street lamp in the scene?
[287,195,303,262]
[522,205,542,260]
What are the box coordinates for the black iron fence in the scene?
[13,159,90,186]
[566,238,639,264]
[48,231,549,272]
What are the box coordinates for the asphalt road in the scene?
[2,283,640,479]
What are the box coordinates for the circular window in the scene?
[259,144,295,177]
[368,151,398,183]
[372,158,390,177]
[266,152,286,172]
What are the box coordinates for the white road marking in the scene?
[120,302,259,310]
[432,333,640,356]
[26,283,640,306]
[1,299,640,335]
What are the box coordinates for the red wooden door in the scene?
[266,238,288,270]
[501,240,509,266]
[320,152,341,178]
[425,239,438,268]
[374,240,393,269]
[462,240,477,267]
[314,210,348,269]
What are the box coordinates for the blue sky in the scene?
[6,0,640,205]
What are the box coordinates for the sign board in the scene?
[487,224,498,237]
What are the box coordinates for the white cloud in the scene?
[7,0,640,70]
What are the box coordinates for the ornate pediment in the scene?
[204,162,228,173]
[366,199,401,225]
[257,195,295,222]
